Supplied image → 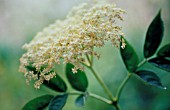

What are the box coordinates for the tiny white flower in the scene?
[19,0,126,89]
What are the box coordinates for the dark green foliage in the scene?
[75,95,87,107]
[149,57,170,72]
[157,43,170,57]
[43,74,67,92]
[48,94,68,110]
[136,70,166,89]
[144,10,164,58]
[66,63,88,92]
[22,95,54,110]
[120,38,139,72]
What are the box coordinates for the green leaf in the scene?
[22,95,54,110]
[120,38,139,72]
[136,70,166,89]
[157,43,170,58]
[149,57,170,72]
[43,73,67,92]
[144,10,164,58]
[75,95,87,107]
[66,63,88,92]
[48,94,68,110]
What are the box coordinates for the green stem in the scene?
[68,91,112,105]
[86,54,92,66]
[85,54,114,101]
[91,48,94,66]
[89,92,112,104]
[114,103,121,110]
[115,73,132,101]
[85,54,119,110]
[89,66,123,110]
[85,54,131,110]
[89,67,115,101]
[113,58,148,108]
[137,58,147,68]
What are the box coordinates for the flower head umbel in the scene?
[19,1,126,89]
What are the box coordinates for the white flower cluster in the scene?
[19,1,126,89]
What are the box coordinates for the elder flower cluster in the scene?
[19,1,126,89]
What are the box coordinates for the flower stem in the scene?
[89,67,115,101]
[85,54,119,109]
[85,54,114,101]
[68,91,112,105]
[86,54,92,66]
[114,58,148,104]
[137,58,147,68]
[89,92,112,104]
[114,103,121,110]
[115,73,131,101]
[91,48,94,66]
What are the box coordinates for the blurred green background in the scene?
[0,0,170,110]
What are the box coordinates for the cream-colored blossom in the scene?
[19,1,125,89]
